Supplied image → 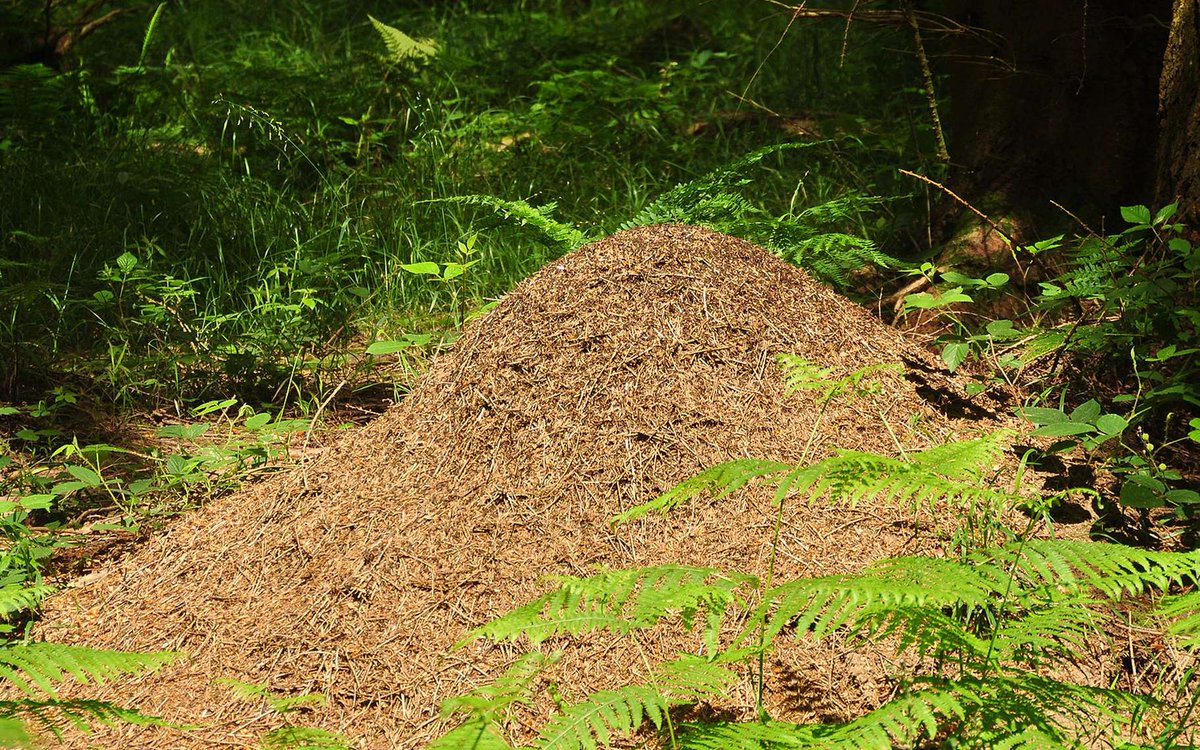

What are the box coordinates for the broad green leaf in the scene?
[1120,474,1166,509]
[1166,489,1200,505]
[442,263,466,280]
[366,340,412,355]
[1018,407,1069,425]
[115,251,138,273]
[401,261,441,275]
[65,465,103,487]
[0,407,19,416]
[903,287,974,311]
[244,413,271,430]
[1120,205,1151,225]
[156,423,210,440]
[1068,399,1101,424]
[1153,202,1178,225]
[1031,422,1095,437]
[984,272,1010,287]
[1095,414,1128,435]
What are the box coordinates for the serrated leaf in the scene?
[115,251,138,273]
[1120,205,1151,225]
[941,342,968,372]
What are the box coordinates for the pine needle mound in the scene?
[39,224,1016,748]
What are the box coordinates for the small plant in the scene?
[906,203,1199,533]
[218,679,351,750]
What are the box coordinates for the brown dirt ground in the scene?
[35,224,1076,748]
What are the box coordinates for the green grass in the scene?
[0,0,926,408]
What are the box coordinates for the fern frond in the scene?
[777,232,899,286]
[609,459,790,526]
[0,584,55,620]
[461,566,755,649]
[422,195,589,249]
[772,449,1010,511]
[2,696,174,740]
[440,652,558,720]
[909,431,1013,480]
[0,642,179,697]
[1156,590,1200,650]
[429,717,513,750]
[995,539,1200,599]
[748,555,1007,650]
[620,143,818,231]
[534,656,738,750]
[0,717,33,749]
[367,16,438,63]
[536,685,669,750]
[990,596,1102,664]
[261,725,352,750]
[775,356,902,401]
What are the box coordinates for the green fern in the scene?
[367,16,438,64]
[534,655,738,750]
[461,566,756,653]
[422,195,590,250]
[1160,590,1200,650]
[0,584,54,620]
[0,642,178,697]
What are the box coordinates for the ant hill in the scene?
[40,224,1017,748]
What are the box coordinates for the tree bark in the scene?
[936,1,1172,234]
[1156,0,1200,226]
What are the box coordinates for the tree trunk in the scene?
[936,1,1171,235]
[1156,0,1200,226]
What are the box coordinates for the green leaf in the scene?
[0,407,19,416]
[367,15,439,63]
[65,465,102,487]
[1031,422,1095,437]
[1120,205,1152,225]
[1094,414,1128,435]
[1018,407,1069,425]
[115,251,138,274]
[1068,400,1101,424]
[400,261,441,275]
[1166,489,1200,505]
[442,263,467,280]
[984,272,1010,287]
[244,413,271,430]
[1119,474,1166,509]
[941,342,968,372]
[366,340,412,355]
[1153,203,1178,225]
[156,424,210,440]
[903,287,973,311]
